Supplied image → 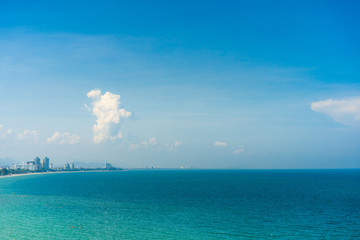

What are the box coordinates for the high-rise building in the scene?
[42,157,50,170]
[64,163,70,170]
[69,163,75,169]
[34,157,41,170]
[104,162,113,169]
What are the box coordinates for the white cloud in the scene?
[129,143,141,149]
[311,97,360,126]
[214,141,227,147]
[233,147,245,154]
[130,137,158,149]
[16,129,38,141]
[47,131,80,144]
[0,125,38,143]
[163,141,183,151]
[87,89,102,99]
[87,89,131,143]
[130,138,182,151]
[0,124,12,139]
[148,137,157,145]
[83,103,91,111]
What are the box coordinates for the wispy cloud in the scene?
[0,124,12,139]
[214,141,227,147]
[0,124,38,142]
[47,131,80,144]
[163,141,183,151]
[311,96,360,126]
[16,129,38,141]
[130,138,183,151]
[130,137,157,149]
[87,89,131,143]
[147,137,158,145]
[233,147,245,154]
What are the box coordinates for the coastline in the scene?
[0,171,69,179]
[0,169,123,179]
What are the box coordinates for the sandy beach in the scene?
[0,171,65,179]
[0,169,123,179]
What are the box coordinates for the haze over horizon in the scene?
[0,1,359,169]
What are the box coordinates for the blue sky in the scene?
[0,0,359,168]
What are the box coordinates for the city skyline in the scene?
[0,1,359,168]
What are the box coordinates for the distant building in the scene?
[42,157,50,170]
[64,163,70,170]
[10,156,52,172]
[10,163,36,171]
[104,162,113,169]
[64,163,75,170]
[34,157,41,170]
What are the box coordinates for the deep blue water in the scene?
[0,170,359,239]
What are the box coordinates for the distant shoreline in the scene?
[2,168,359,180]
[0,169,123,179]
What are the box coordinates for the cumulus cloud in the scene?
[16,129,38,141]
[47,131,80,144]
[87,89,131,143]
[311,97,360,126]
[130,137,158,149]
[214,141,227,147]
[233,147,245,154]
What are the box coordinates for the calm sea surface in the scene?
[0,170,359,239]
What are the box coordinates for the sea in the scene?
[0,170,359,239]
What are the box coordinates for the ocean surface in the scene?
[0,170,359,239]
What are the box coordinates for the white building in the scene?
[10,156,52,171]
[10,163,36,171]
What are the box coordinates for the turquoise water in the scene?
[0,170,359,239]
